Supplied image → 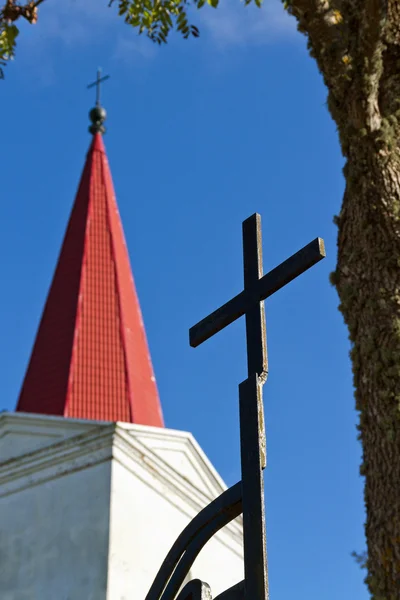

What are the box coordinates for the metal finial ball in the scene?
[90,106,107,123]
[89,105,107,135]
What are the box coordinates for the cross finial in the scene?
[87,68,110,135]
[87,67,110,107]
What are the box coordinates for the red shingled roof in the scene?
[16,133,164,427]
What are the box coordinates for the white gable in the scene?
[120,425,228,500]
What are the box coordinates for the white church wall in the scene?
[107,457,192,599]
[0,459,112,600]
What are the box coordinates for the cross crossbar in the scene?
[189,232,325,350]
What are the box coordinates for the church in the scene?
[0,88,244,599]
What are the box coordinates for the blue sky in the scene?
[1,1,367,598]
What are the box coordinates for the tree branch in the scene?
[286,0,353,94]
[286,0,389,136]
[1,0,48,25]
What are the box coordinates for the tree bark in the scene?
[286,1,400,598]
[336,138,400,600]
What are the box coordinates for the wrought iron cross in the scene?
[145,213,325,600]
[87,68,110,107]
[190,214,325,373]
[189,213,325,600]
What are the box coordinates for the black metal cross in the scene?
[189,213,325,600]
[87,68,110,107]
[190,213,325,374]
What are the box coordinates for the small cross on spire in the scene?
[87,68,110,135]
[87,67,110,107]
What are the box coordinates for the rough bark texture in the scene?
[337,139,400,600]
[286,0,400,598]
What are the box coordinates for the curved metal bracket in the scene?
[145,482,242,600]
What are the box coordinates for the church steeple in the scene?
[16,81,164,427]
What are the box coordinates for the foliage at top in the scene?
[0,0,263,78]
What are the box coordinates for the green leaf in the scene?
[207,0,219,6]
[0,24,19,61]
[164,12,173,27]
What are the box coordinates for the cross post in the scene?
[87,67,110,107]
[189,213,325,600]
[242,214,267,380]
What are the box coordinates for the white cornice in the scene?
[0,424,115,496]
[0,411,109,430]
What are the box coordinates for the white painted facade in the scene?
[0,412,243,600]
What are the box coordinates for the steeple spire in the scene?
[16,92,164,427]
[87,68,110,135]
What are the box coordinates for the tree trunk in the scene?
[286,1,400,597]
[335,137,400,600]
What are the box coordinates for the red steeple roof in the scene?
[16,131,164,427]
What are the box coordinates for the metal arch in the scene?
[145,482,242,600]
